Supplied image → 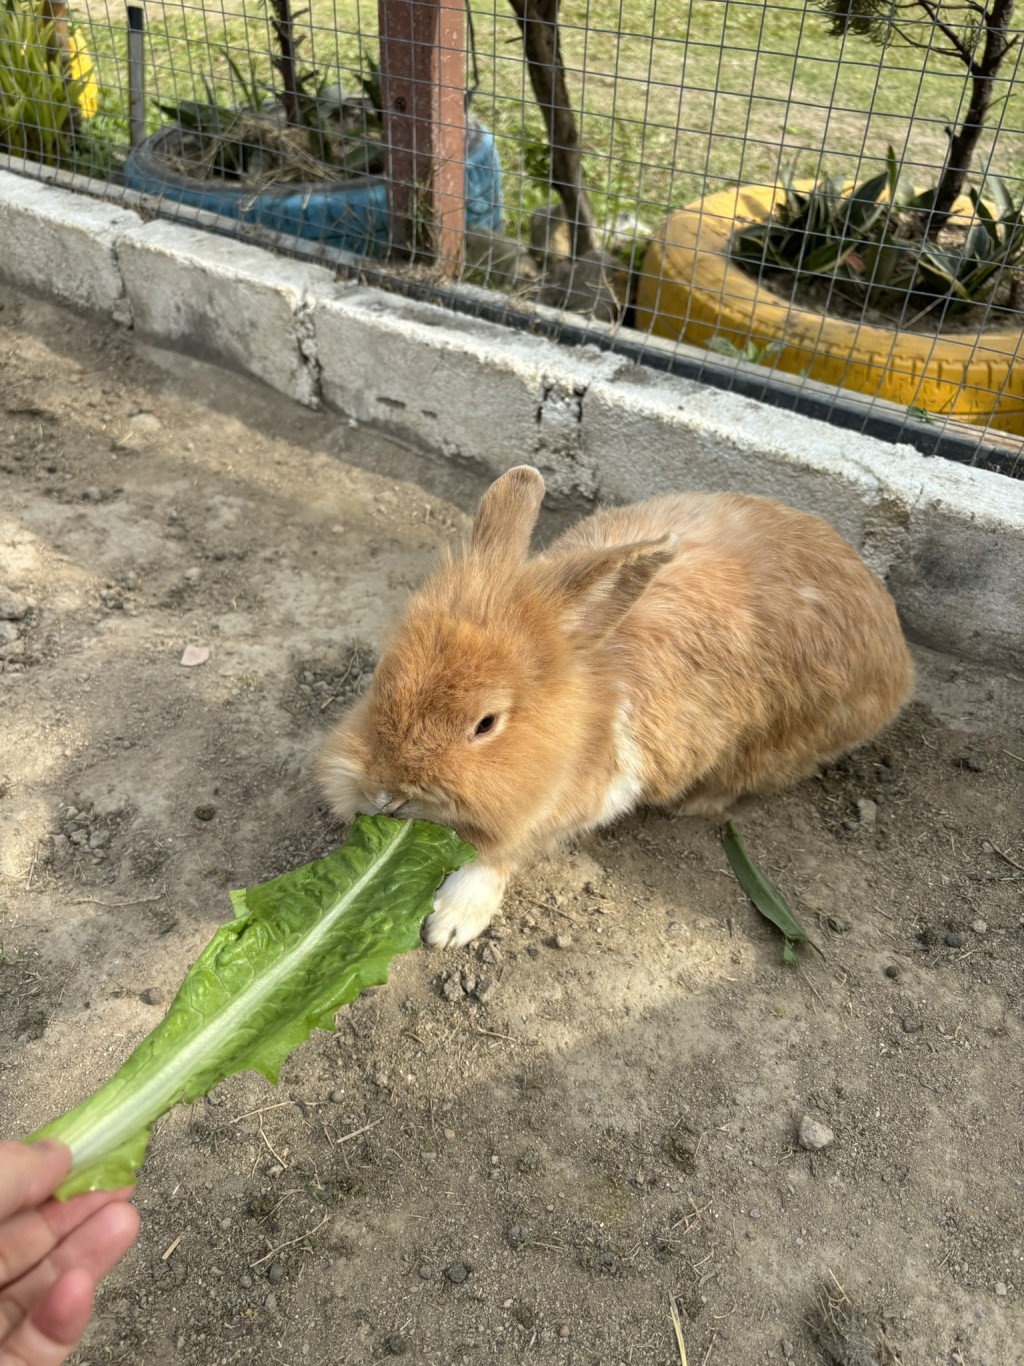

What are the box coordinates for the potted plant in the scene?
[122,0,502,258]
[636,0,1024,436]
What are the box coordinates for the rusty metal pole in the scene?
[379,0,466,272]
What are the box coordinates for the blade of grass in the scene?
[670,1297,689,1366]
[723,822,824,963]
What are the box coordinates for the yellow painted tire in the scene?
[68,29,97,119]
[636,184,1024,436]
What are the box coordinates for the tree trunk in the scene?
[267,0,302,128]
[36,0,80,135]
[932,0,1016,227]
[508,0,594,258]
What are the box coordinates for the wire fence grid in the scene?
[2,0,1023,475]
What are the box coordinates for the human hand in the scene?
[0,1140,139,1366]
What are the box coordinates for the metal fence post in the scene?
[127,6,146,149]
[378,0,467,271]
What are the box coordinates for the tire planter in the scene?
[122,116,503,258]
[636,184,1024,436]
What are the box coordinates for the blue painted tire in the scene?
[123,117,503,256]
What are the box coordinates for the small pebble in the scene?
[441,973,464,1004]
[0,621,20,646]
[329,1089,345,1103]
[554,932,573,950]
[748,1207,762,1219]
[884,964,900,979]
[267,1262,286,1285]
[183,567,202,584]
[0,589,29,621]
[444,1262,469,1285]
[855,797,877,827]
[972,919,988,934]
[264,1292,277,1312]
[139,987,165,1006]
[194,804,216,821]
[902,1017,922,1034]
[418,1265,434,1281]
[960,754,987,772]
[443,1127,456,1141]
[945,932,965,948]
[239,1274,252,1289]
[129,411,162,435]
[558,1325,570,1340]
[798,1116,835,1151]
[995,1282,1008,1297]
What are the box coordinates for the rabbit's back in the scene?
[554,492,913,807]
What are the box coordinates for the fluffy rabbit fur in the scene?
[318,466,913,947]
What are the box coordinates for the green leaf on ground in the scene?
[723,821,824,965]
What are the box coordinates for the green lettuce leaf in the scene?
[27,816,475,1198]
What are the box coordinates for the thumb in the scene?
[1,1269,94,1366]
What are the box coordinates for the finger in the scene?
[0,1203,139,1336]
[0,1268,94,1366]
[41,1188,136,1244]
[0,1188,136,1294]
[0,1143,70,1223]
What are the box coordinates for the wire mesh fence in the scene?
[2,0,1023,474]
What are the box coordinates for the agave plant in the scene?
[732,148,1024,320]
[912,180,1024,307]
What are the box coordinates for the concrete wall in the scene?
[1,169,1021,669]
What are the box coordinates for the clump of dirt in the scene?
[812,1271,904,1365]
[1,287,1022,1364]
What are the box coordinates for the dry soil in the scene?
[1,287,1023,1366]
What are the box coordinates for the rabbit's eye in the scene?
[474,715,497,736]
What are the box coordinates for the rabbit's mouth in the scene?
[358,791,426,821]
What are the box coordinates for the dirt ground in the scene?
[1,286,1023,1366]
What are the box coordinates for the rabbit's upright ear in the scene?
[542,536,676,644]
[470,466,546,563]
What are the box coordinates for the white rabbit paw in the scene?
[424,863,506,948]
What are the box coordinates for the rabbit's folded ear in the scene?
[470,465,546,563]
[541,535,676,643]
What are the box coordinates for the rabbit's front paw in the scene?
[424,863,506,948]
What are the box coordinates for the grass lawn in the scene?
[74,0,1024,239]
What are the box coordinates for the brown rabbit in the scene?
[317,466,913,946]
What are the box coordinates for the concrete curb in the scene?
[1,169,1022,668]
